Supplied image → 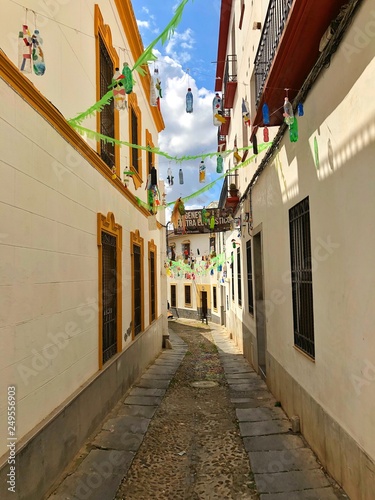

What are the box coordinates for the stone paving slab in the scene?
[229,383,269,392]
[248,448,320,474]
[226,372,258,380]
[123,395,163,406]
[239,419,291,437]
[93,430,145,452]
[145,367,177,376]
[117,404,157,419]
[254,469,330,494]
[243,434,305,452]
[128,387,166,397]
[259,487,342,500]
[140,372,173,380]
[136,378,171,389]
[48,449,135,500]
[236,407,287,422]
[103,415,150,434]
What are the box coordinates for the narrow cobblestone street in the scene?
[49,319,348,500]
[115,320,257,499]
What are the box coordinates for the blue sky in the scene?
[132,0,223,211]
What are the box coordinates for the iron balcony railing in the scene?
[254,0,294,106]
[223,54,237,92]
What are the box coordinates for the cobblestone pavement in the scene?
[49,319,348,500]
[115,319,258,500]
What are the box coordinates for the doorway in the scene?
[253,230,267,378]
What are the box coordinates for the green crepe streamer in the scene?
[135,144,270,212]
[68,90,114,126]
[132,0,190,76]
[69,123,268,163]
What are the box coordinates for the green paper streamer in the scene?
[132,0,190,76]
[68,90,114,126]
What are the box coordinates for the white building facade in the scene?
[0,1,167,497]
[215,0,375,498]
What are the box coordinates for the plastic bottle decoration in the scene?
[201,208,208,225]
[298,103,304,116]
[262,103,270,125]
[210,215,215,230]
[213,93,225,126]
[18,25,32,73]
[150,70,158,107]
[242,98,251,126]
[233,147,242,165]
[179,168,184,184]
[186,88,193,113]
[123,168,130,188]
[112,67,126,110]
[155,69,162,99]
[171,197,186,233]
[216,154,223,173]
[31,29,45,75]
[263,126,269,142]
[111,166,117,180]
[283,97,294,126]
[199,160,206,183]
[167,167,174,186]
[122,62,133,94]
[289,117,298,143]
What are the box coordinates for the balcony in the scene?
[252,0,350,128]
[220,108,231,136]
[222,55,237,109]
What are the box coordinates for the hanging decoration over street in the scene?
[283,95,294,126]
[298,102,304,116]
[216,154,223,173]
[262,103,270,125]
[150,68,162,107]
[263,126,269,142]
[242,98,251,126]
[179,168,184,184]
[213,93,225,126]
[171,197,186,233]
[289,117,298,142]
[233,147,242,165]
[186,87,193,113]
[146,166,160,214]
[18,25,32,73]
[112,67,127,110]
[31,29,45,76]
[167,166,174,185]
[199,160,206,183]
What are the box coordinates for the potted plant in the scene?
[229,183,239,197]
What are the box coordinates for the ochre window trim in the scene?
[95,4,120,175]
[148,239,158,324]
[97,212,123,369]
[128,93,143,188]
[131,229,144,338]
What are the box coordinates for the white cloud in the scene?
[137,20,150,29]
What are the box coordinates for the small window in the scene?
[184,284,192,307]
[289,197,315,358]
[212,285,218,311]
[170,284,177,308]
[131,107,139,173]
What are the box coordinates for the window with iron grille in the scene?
[246,240,254,315]
[150,249,156,322]
[131,108,139,173]
[231,252,235,301]
[289,197,315,358]
[213,285,217,311]
[99,37,115,169]
[170,284,177,308]
[237,246,242,306]
[184,284,191,306]
[101,231,117,364]
[133,244,142,336]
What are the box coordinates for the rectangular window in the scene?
[289,197,315,358]
[182,242,190,260]
[237,246,242,306]
[246,240,254,315]
[170,284,177,308]
[209,236,216,255]
[101,231,117,364]
[184,284,192,307]
[99,37,115,169]
[149,247,156,322]
[212,285,217,311]
[133,244,142,335]
[239,0,245,29]
[131,108,139,173]
[231,252,235,301]
[147,148,153,178]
